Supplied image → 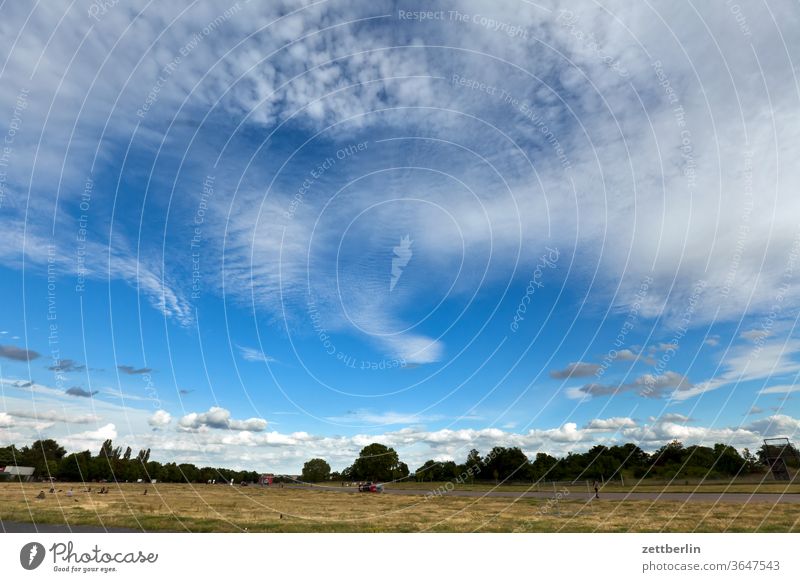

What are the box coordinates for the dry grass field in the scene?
[370,478,800,495]
[1,482,798,532]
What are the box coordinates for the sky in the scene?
[1,0,799,473]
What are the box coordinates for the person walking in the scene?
[593,480,599,499]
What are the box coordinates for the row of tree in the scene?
[413,441,799,483]
[300,440,800,484]
[4,438,798,485]
[0,439,259,484]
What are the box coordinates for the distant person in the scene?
[143,488,147,496]
[593,480,599,499]
[66,488,73,498]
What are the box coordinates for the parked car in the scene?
[357,482,384,493]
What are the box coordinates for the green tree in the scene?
[463,449,483,482]
[301,458,331,482]
[0,445,20,466]
[19,439,66,477]
[651,440,685,467]
[178,463,200,483]
[349,443,405,482]
[483,447,529,483]
[393,461,410,481]
[58,451,91,481]
[713,444,746,476]
[742,448,761,473]
[89,455,112,481]
[529,452,559,481]
[98,439,114,459]
[414,460,438,482]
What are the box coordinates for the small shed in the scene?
[0,466,36,481]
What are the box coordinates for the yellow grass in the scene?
[1,482,798,532]
[380,479,800,495]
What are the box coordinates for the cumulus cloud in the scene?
[745,415,800,438]
[160,414,795,470]
[621,422,757,447]
[0,344,40,361]
[550,362,601,379]
[28,413,795,473]
[59,424,118,451]
[148,410,172,429]
[178,406,267,432]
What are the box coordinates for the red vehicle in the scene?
[357,482,384,493]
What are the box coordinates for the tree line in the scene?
[3,438,797,485]
[301,440,799,484]
[0,439,259,484]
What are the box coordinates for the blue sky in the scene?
[1,0,799,472]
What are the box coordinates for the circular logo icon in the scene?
[19,542,46,570]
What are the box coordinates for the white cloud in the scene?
[760,384,800,395]
[8,410,100,425]
[740,329,771,343]
[60,424,118,452]
[0,413,14,428]
[0,378,158,448]
[148,410,172,429]
[0,1,798,354]
[745,415,800,438]
[326,410,441,426]
[6,408,798,473]
[649,413,692,423]
[178,406,268,432]
[674,339,800,400]
[238,346,276,363]
[621,422,757,447]
[585,417,637,431]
